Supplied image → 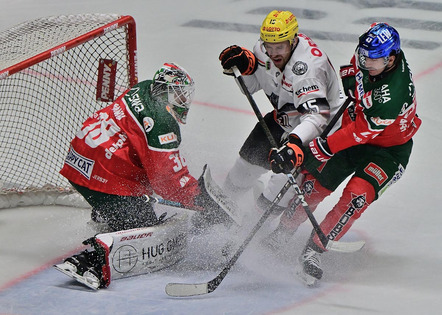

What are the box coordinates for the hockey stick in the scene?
[165,178,293,297]
[231,66,362,252]
[164,70,357,297]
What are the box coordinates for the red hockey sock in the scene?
[312,176,375,250]
[280,173,332,230]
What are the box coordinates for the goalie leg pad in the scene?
[98,212,189,282]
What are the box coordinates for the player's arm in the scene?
[145,148,200,207]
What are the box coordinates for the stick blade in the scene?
[165,282,209,297]
[326,239,365,253]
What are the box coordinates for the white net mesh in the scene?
[0,14,137,208]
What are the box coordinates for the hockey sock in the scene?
[280,173,332,230]
[312,176,375,250]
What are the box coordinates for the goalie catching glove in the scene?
[269,135,305,174]
[219,45,258,75]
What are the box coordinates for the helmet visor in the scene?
[167,83,195,124]
[357,49,389,71]
[167,83,195,108]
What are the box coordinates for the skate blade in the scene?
[295,265,319,287]
[53,263,100,290]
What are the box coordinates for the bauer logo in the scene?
[159,132,177,145]
[65,146,94,179]
[96,59,117,102]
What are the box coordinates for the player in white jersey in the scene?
[219,10,342,218]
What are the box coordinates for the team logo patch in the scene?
[64,146,95,180]
[159,132,177,145]
[303,178,318,197]
[364,162,388,186]
[143,117,154,133]
[292,61,308,75]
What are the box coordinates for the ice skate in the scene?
[296,245,323,287]
[54,251,106,290]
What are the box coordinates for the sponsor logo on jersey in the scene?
[292,61,308,75]
[112,103,126,120]
[159,132,177,145]
[364,162,388,185]
[373,84,391,103]
[370,116,395,126]
[143,117,154,133]
[295,84,319,98]
[379,164,404,196]
[65,146,95,180]
[328,192,367,240]
[179,176,190,187]
[127,87,144,113]
[355,71,364,99]
[92,174,108,184]
[105,132,128,159]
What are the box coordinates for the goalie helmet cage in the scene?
[0,14,138,208]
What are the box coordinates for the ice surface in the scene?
[1,0,441,314]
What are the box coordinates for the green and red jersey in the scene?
[60,80,199,207]
[329,51,421,153]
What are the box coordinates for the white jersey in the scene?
[242,33,342,143]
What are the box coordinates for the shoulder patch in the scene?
[292,61,308,75]
[143,117,154,133]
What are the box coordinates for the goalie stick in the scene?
[164,69,361,298]
[148,164,242,226]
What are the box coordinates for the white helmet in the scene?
[151,63,195,124]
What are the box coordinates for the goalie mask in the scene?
[151,63,195,124]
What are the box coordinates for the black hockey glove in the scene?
[219,45,258,75]
[269,135,305,174]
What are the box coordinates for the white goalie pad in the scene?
[96,212,189,282]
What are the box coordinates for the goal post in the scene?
[0,14,138,208]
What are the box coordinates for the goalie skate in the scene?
[54,258,101,290]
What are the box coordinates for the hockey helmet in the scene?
[151,63,195,124]
[260,10,299,45]
[357,23,401,70]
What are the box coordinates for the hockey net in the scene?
[0,14,138,208]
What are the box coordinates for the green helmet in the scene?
[151,63,195,124]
